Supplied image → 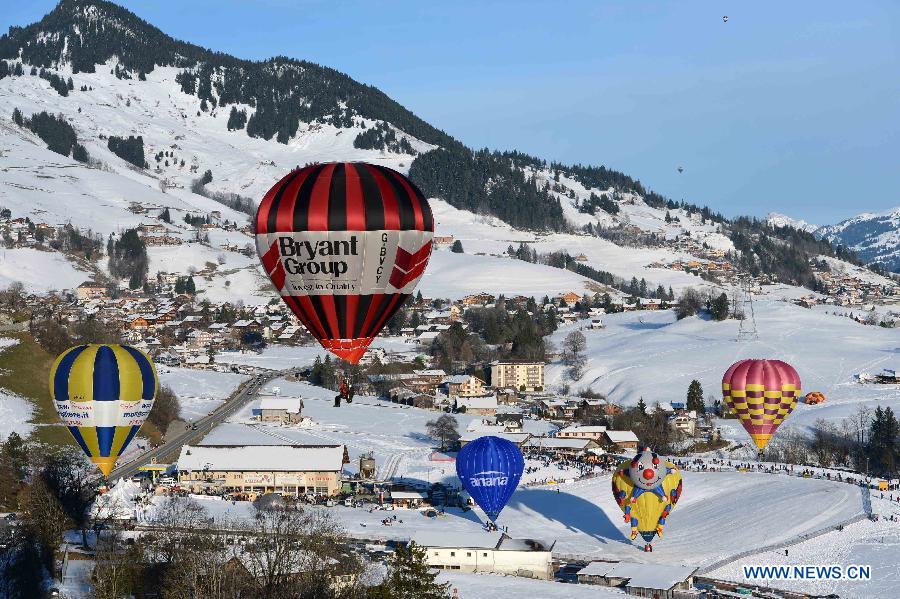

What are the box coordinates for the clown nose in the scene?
[642,468,655,480]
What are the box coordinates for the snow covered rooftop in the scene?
[412,531,503,549]
[527,437,595,449]
[605,430,640,443]
[258,396,303,413]
[177,445,344,472]
[579,561,696,589]
[557,425,607,434]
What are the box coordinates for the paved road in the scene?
[107,367,302,481]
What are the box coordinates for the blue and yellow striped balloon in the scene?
[49,344,157,476]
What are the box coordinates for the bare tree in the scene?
[426,414,460,451]
[563,330,587,380]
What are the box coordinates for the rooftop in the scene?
[177,445,344,472]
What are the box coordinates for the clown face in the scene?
[628,448,666,491]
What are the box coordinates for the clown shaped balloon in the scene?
[611,447,683,552]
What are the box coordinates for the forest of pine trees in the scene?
[107,229,149,288]
[353,121,415,154]
[12,109,88,162]
[107,134,147,168]
[409,147,568,231]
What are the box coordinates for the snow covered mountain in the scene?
[0,0,880,296]
[817,207,900,273]
[766,212,818,233]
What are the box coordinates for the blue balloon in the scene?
[456,435,524,522]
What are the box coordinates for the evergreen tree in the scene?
[12,107,23,126]
[160,208,171,223]
[186,276,196,295]
[367,541,451,599]
[450,240,464,253]
[867,406,899,476]
[686,380,704,413]
[107,135,147,168]
[710,292,730,321]
[637,397,647,416]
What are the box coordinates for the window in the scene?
[450,552,455,557]
[483,552,488,557]
[466,552,471,557]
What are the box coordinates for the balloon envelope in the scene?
[722,359,801,450]
[50,344,157,476]
[255,162,434,364]
[456,436,524,522]
[611,448,682,543]
[804,391,826,405]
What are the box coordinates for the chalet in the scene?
[557,291,582,305]
[638,298,662,310]
[603,430,640,452]
[576,561,697,599]
[672,412,697,436]
[258,396,305,425]
[389,491,428,508]
[460,430,531,448]
[76,281,108,301]
[494,412,524,432]
[525,436,599,457]
[442,375,486,398]
[462,293,495,307]
[432,235,455,246]
[455,395,498,416]
[555,425,607,441]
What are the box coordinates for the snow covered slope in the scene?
[546,300,900,436]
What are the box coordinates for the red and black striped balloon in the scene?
[255,162,434,364]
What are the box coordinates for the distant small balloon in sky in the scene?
[677,166,684,174]
[723,16,729,23]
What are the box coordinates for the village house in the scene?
[494,412,524,432]
[460,430,531,448]
[258,396,305,425]
[489,360,544,392]
[603,430,640,453]
[441,374,487,397]
[389,490,428,508]
[414,532,555,580]
[455,394,498,416]
[525,436,599,457]
[176,444,348,499]
[576,561,698,599]
[76,281,108,301]
[555,425,607,442]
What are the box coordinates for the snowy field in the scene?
[203,379,555,481]
[0,247,90,293]
[708,495,900,599]
[437,571,625,599]
[0,337,34,440]
[0,388,34,441]
[135,468,863,571]
[155,367,250,422]
[545,300,900,439]
[214,345,329,370]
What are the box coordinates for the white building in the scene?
[413,532,555,580]
[176,444,347,498]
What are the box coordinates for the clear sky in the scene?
[4,1,899,223]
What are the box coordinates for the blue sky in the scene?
[4,1,899,223]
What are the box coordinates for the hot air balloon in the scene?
[611,447,682,552]
[50,344,157,476]
[722,359,801,450]
[804,391,826,405]
[677,166,684,174]
[255,162,434,364]
[723,15,729,23]
[456,436,524,525]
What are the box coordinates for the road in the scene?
[107,366,302,481]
